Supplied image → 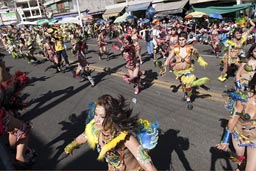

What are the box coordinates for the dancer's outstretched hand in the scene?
[64,140,79,155]
[215,143,229,151]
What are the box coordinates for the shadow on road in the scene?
[29,110,107,170]
[170,83,181,93]
[94,62,126,85]
[142,69,158,91]
[191,86,212,102]
[150,129,193,171]
[22,82,92,121]
[28,76,51,87]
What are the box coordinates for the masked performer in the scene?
[161,31,209,110]
[218,17,255,82]
[64,94,159,171]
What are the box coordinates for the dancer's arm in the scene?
[64,131,88,155]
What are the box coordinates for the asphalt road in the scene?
[1,39,250,170]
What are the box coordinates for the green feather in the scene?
[191,77,210,87]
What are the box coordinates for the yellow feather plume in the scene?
[197,56,208,68]
[138,119,150,130]
[226,40,236,47]
[241,37,246,44]
[85,119,99,149]
[191,77,210,87]
[174,66,194,79]
[181,74,196,85]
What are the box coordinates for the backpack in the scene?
[145,29,153,42]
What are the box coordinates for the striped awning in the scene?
[189,0,236,5]
[103,7,125,19]
[126,2,151,12]
[154,0,188,14]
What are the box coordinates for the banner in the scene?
[1,12,17,22]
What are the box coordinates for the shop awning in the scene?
[88,10,105,16]
[126,2,151,12]
[193,2,253,14]
[43,0,62,6]
[103,7,125,19]
[155,0,188,14]
[189,0,218,5]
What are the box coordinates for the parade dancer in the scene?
[216,73,256,171]
[0,60,36,169]
[53,30,70,70]
[121,35,143,94]
[24,35,39,64]
[43,37,62,73]
[131,28,143,64]
[64,94,159,171]
[235,43,256,92]
[218,17,255,82]
[97,28,108,61]
[161,32,209,110]
[166,27,178,72]
[152,21,161,61]
[73,41,95,87]
[209,23,221,57]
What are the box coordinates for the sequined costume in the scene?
[225,88,256,148]
[0,70,30,136]
[122,44,139,71]
[85,118,158,171]
[165,44,209,109]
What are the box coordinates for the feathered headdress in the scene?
[235,16,247,27]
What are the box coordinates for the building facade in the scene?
[15,0,43,21]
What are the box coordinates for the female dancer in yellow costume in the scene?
[64,94,159,171]
[218,17,255,82]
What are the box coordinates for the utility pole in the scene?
[76,0,83,27]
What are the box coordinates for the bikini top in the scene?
[235,98,256,121]
[236,112,256,121]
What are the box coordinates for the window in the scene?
[24,11,31,17]
[64,1,70,10]
[50,4,57,13]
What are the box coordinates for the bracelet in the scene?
[221,127,232,144]
[64,140,79,154]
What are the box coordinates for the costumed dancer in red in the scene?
[0,59,36,169]
[73,40,95,87]
[120,35,143,94]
